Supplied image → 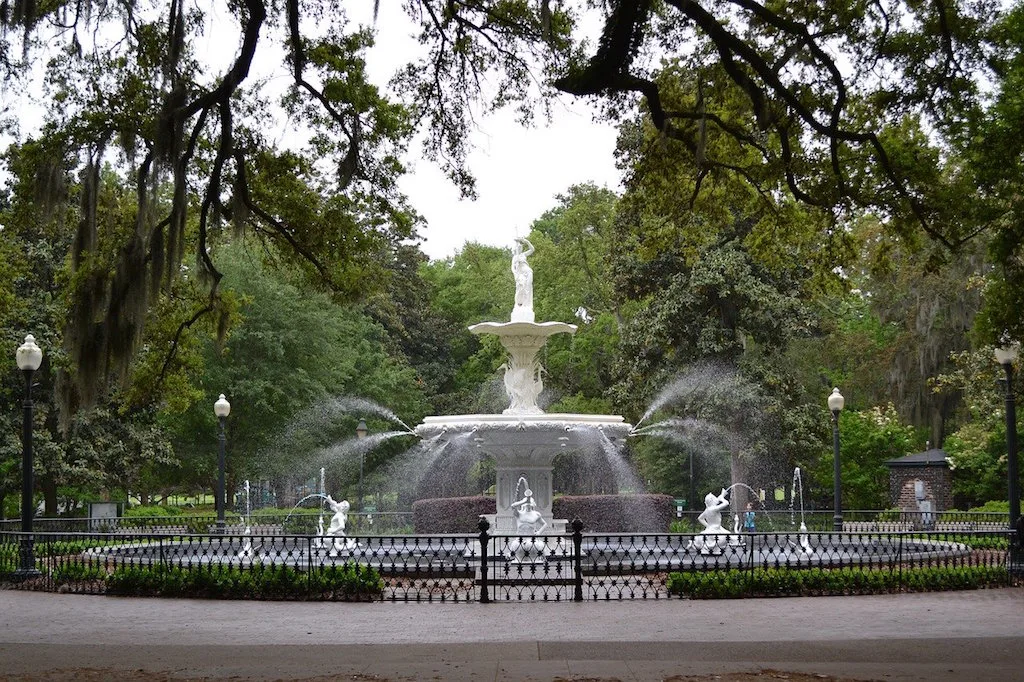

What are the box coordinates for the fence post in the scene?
[897,531,904,587]
[572,517,584,602]
[478,517,490,604]
[748,531,756,596]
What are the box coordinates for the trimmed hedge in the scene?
[412,496,494,533]
[104,563,383,600]
[667,564,1010,599]
[552,494,674,532]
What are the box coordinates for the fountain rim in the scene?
[467,320,577,337]
[417,413,630,430]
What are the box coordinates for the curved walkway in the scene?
[1,588,1021,681]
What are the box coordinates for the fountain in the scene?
[415,237,633,535]
[82,240,973,586]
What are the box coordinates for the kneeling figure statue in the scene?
[508,487,548,563]
[689,488,734,555]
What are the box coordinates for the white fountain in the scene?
[416,238,633,535]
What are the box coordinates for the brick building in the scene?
[884,448,953,512]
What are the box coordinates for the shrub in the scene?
[125,505,184,518]
[121,505,186,530]
[51,562,106,583]
[104,562,384,600]
[666,564,1010,599]
[969,501,1009,513]
[552,494,674,532]
[413,496,494,533]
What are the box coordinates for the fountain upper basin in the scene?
[416,413,632,452]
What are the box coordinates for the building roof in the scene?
[884,448,950,468]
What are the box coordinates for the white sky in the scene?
[397,104,621,260]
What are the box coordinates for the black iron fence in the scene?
[1,520,1017,602]
[671,509,1011,533]
[0,511,415,535]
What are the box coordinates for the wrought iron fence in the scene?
[0,511,415,535]
[670,509,1011,533]
[1,521,1017,602]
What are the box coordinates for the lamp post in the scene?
[355,419,368,513]
[14,335,42,578]
[214,394,231,533]
[688,449,697,530]
[995,343,1020,537]
[828,387,845,532]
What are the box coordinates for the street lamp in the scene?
[214,394,231,533]
[828,387,845,532]
[14,334,42,578]
[995,343,1020,538]
[355,418,368,513]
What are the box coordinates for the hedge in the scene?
[666,564,1010,599]
[412,496,494,533]
[104,563,383,600]
[552,494,674,532]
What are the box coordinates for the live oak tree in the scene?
[2,0,1017,420]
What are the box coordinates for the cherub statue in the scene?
[324,495,358,556]
[689,488,733,555]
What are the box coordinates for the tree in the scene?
[557,0,1004,252]
[5,0,1015,414]
[808,405,921,510]
[167,240,428,501]
[933,348,1021,507]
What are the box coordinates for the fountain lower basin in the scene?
[416,414,632,533]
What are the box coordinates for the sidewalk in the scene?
[1,588,1022,681]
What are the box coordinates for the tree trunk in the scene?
[730,452,749,517]
[41,474,58,516]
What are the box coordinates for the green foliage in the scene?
[104,562,383,600]
[51,561,107,583]
[124,505,184,518]
[666,564,1010,599]
[808,405,922,510]
[933,349,1019,507]
[170,241,428,493]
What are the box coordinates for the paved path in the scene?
[1,588,1022,681]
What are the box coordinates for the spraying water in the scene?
[790,467,806,529]
[724,482,776,530]
[325,396,416,433]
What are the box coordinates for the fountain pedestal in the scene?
[418,413,631,534]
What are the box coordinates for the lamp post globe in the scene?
[828,387,845,533]
[15,335,43,577]
[355,419,368,513]
[995,343,1021,545]
[214,394,230,533]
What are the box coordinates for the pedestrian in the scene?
[743,502,756,533]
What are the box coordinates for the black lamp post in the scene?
[14,334,42,578]
[214,394,231,533]
[995,344,1020,537]
[828,387,845,532]
[356,418,368,512]
[688,449,697,529]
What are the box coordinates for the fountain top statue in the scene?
[511,237,535,323]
